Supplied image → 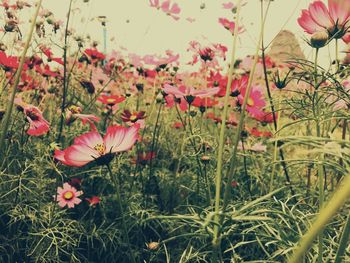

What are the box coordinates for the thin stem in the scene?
[314,48,325,263]
[56,0,74,144]
[148,102,163,180]
[106,164,137,263]
[212,0,243,248]
[261,1,295,196]
[0,0,43,154]
[222,0,272,213]
[241,138,252,195]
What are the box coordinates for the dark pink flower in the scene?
[15,98,50,136]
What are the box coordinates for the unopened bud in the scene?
[310,31,329,49]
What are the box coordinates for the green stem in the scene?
[314,48,325,263]
[106,164,137,263]
[0,0,43,154]
[222,1,272,213]
[56,0,74,144]
[212,0,243,248]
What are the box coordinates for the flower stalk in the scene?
[0,0,43,154]
[212,0,243,247]
[106,164,137,263]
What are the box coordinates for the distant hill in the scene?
[268,30,305,65]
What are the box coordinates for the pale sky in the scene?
[39,0,345,68]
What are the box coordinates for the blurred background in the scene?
[39,0,343,68]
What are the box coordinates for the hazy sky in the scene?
[40,0,344,67]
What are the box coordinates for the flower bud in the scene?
[147,242,159,250]
[310,31,329,49]
[201,155,210,164]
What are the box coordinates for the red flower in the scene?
[86,196,101,207]
[250,110,276,124]
[198,47,215,62]
[173,122,183,129]
[192,97,218,113]
[84,48,106,62]
[132,151,156,165]
[247,127,272,138]
[121,110,146,127]
[40,45,64,65]
[97,95,125,106]
[0,51,19,70]
[68,178,82,188]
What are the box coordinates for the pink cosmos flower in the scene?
[14,98,50,136]
[298,0,350,42]
[55,125,139,167]
[163,84,220,99]
[121,110,146,128]
[218,17,245,35]
[65,105,100,130]
[150,0,181,21]
[161,0,181,21]
[164,92,188,111]
[238,85,266,116]
[55,183,83,208]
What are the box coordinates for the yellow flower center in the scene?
[69,105,81,114]
[63,191,74,200]
[107,98,116,104]
[129,114,137,122]
[247,98,254,106]
[94,143,105,155]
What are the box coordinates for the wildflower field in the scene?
[0,0,350,262]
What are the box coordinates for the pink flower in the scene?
[238,85,266,116]
[150,0,181,20]
[149,0,160,8]
[55,125,139,167]
[163,84,220,99]
[298,0,350,42]
[218,17,245,35]
[55,183,83,208]
[121,110,146,128]
[223,2,234,9]
[161,0,181,20]
[65,105,100,130]
[222,1,247,10]
[14,98,50,136]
